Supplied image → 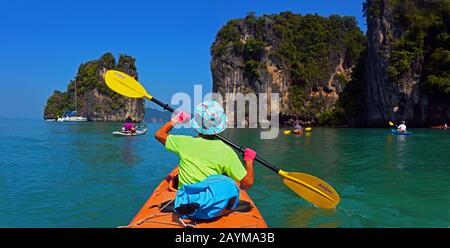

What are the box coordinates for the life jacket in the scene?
[123,122,134,131]
[174,174,240,220]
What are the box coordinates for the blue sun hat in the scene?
[190,100,227,135]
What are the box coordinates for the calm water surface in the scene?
[0,120,449,227]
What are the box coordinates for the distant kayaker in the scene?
[294,124,303,131]
[123,116,136,133]
[154,100,256,190]
[294,122,303,131]
[398,121,407,132]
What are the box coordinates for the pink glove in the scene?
[172,111,190,124]
[243,148,257,161]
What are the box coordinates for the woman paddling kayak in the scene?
[125,101,264,228]
[154,100,256,190]
[123,116,137,133]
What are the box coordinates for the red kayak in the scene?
[431,126,449,129]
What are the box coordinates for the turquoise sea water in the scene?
[0,119,449,227]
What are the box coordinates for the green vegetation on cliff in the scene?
[44,91,72,118]
[214,12,365,86]
[365,0,450,95]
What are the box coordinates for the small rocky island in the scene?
[43,53,145,121]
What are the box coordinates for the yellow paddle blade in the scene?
[389,121,394,126]
[279,170,340,209]
[305,127,312,131]
[284,130,292,135]
[104,70,152,100]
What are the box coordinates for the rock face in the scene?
[364,0,450,126]
[365,0,421,126]
[211,12,366,125]
[44,53,145,121]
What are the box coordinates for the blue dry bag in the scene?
[174,174,240,220]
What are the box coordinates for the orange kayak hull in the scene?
[126,168,268,228]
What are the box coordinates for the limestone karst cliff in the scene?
[211,12,366,125]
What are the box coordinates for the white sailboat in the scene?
[57,115,87,122]
[57,80,87,122]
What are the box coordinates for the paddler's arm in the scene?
[239,160,254,190]
[155,112,190,145]
[239,148,256,190]
[155,121,174,145]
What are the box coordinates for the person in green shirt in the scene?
[154,100,256,190]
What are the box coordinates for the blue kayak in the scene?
[391,129,412,135]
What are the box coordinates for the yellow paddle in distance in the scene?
[104,70,340,209]
[305,127,312,131]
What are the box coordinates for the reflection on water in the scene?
[394,134,408,170]
[121,137,138,166]
[285,205,339,228]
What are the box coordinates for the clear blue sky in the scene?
[0,0,366,119]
